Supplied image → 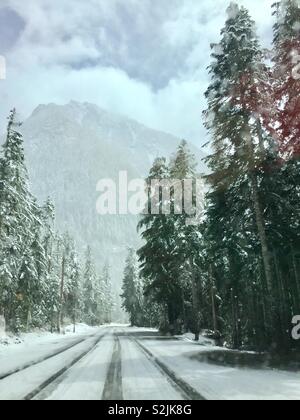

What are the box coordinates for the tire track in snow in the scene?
[102,335,123,400]
[0,336,89,380]
[24,332,107,400]
[133,338,206,401]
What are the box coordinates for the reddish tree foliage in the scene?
[264,39,300,159]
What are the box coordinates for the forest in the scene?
[0,111,113,333]
[121,1,300,353]
[0,0,299,354]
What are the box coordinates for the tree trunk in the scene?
[57,256,65,333]
[191,277,201,341]
[256,119,266,158]
[0,314,6,338]
[189,259,201,341]
[50,310,54,334]
[209,265,218,332]
[231,288,238,348]
[181,288,187,333]
[73,312,76,333]
[26,307,31,333]
[211,286,218,333]
[273,253,290,350]
[291,245,300,310]
[250,173,273,295]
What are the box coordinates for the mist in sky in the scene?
[0,0,274,144]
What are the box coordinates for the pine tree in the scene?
[267,0,300,349]
[169,140,204,340]
[0,111,104,334]
[121,248,144,326]
[44,232,61,332]
[82,246,97,326]
[102,262,113,324]
[202,2,300,351]
[56,232,75,332]
[0,110,37,331]
[138,157,184,334]
[65,249,82,332]
[204,3,279,349]
[17,202,47,331]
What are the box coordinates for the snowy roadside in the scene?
[176,332,216,347]
[0,323,108,382]
[0,323,100,352]
[141,337,300,400]
[0,323,135,354]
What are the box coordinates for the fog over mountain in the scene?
[20,101,206,289]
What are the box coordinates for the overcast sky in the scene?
[0,0,275,145]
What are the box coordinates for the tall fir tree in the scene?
[82,246,97,326]
[138,157,183,334]
[102,262,113,324]
[121,248,144,326]
[203,1,300,351]
[204,3,279,349]
[0,110,37,331]
[65,249,82,332]
[169,140,204,340]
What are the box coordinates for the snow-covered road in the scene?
[0,326,299,400]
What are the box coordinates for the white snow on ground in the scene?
[0,331,105,400]
[44,332,115,400]
[120,336,183,400]
[0,324,102,379]
[176,332,215,347]
[0,326,299,400]
[0,323,98,349]
[141,338,300,400]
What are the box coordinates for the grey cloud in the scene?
[0,0,275,145]
[4,0,274,89]
[0,7,25,53]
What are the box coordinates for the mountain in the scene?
[20,101,206,288]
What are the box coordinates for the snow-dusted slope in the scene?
[20,101,206,287]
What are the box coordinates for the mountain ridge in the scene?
[19,101,206,288]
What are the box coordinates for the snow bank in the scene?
[0,323,99,350]
[0,316,6,339]
[176,332,215,347]
[142,338,300,400]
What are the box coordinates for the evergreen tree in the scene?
[65,249,82,332]
[121,248,144,326]
[82,246,97,326]
[169,140,204,340]
[41,199,59,332]
[0,110,36,331]
[0,111,108,334]
[204,3,277,349]
[17,202,47,331]
[203,2,300,351]
[56,232,77,332]
[267,0,300,348]
[138,157,184,334]
[102,262,113,324]
[138,145,203,336]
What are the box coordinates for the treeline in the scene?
[0,110,113,333]
[121,1,300,352]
